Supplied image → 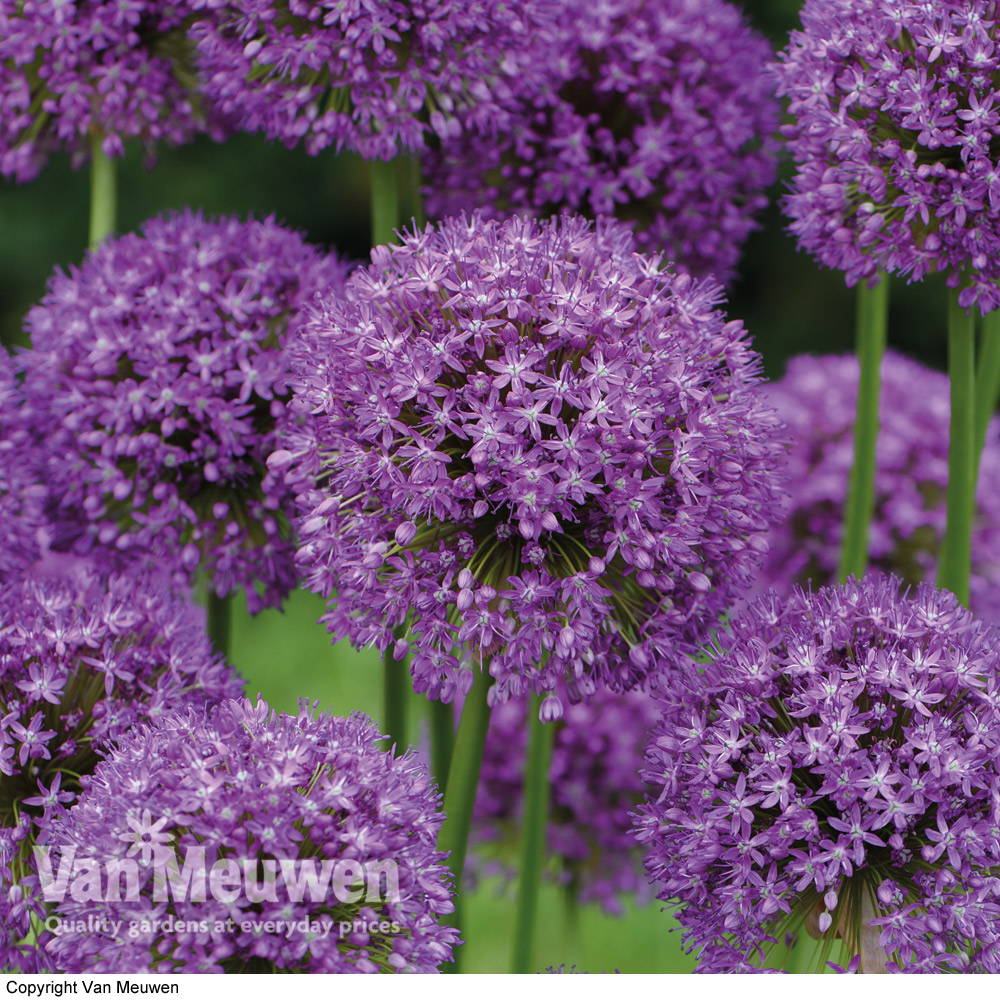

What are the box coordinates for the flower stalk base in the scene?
[838,278,888,583]
[511,696,554,973]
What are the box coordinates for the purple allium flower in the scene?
[775,0,1000,309]
[278,212,786,705]
[0,562,242,970]
[0,0,223,183]
[421,0,779,285]
[758,351,1000,623]
[0,348,47,577]
[19,210,350,614]
[190,0,557,161]
[38,697,459,973]
[636,576,1000,973]
[471,685,657,914]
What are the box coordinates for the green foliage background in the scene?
[0,0,950,973]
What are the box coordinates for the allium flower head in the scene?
[422,0,779,285]
[636,576,1000,973]
[191,0,557,160]
[776,0,1000,309]
[759,351,1000,622]
[20,210,349,613]
[0,562,242,969]
[0,348,47,577]
[38,697,459,973]
[0,0,222,183]
[472,685,657,913]
[278,212,785,705]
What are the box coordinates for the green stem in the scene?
[939,289,976,606]
[562,881,581,968]
[430,698,454,791]
[511,696,554,974]
[383,636,409,754]
[974,308,1000,481]
[838,278,889,583]
[207,592,231,659]
[89,136,117,250]
[407,154,426,228]
[370,158,399,247]
[438,667,493,973]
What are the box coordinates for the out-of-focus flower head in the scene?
[759,351,1000,622]
[190,0,558,160]
[422,0,779,285]
[471,684,658,914]
[0,0,225,182]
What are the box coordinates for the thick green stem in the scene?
[430,698,454,790]
[383,624,410,753]
[89,136,117,250]
[562,879,581,967]
[939,290,976,606]
[838,278,889,583]
[974,308,1000,481]
[407,154,426,228]
[370,158,399,247]
[207,592,231,660]
[511,697,554,973]
[437,667,493,973]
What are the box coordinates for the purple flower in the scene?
[279,213,786,705]
[421,0,779,285]
[19,210,350,614]
[775,0,1000,309]
[0,0,225,183]
[758,351,1000,623]
[0,560,242,970]
[38,697,459,973]
[636,576,1000,973]
[471,684,658,914]
[190,0,557,160]
[0,348,47,577]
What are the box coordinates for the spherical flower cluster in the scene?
[636,576,1000,973]
[20,210,349,613]
[422,0,779,285]
[190,0,557,160]
[0,563,242,970]
[38,697,459,973]
[758,351,1000,622]
[776,0,1000,309]
[0,348,47,578]
[278,213,786,705]
[0,0,223,183]
[471,685,658,913]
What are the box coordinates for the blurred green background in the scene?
[0,0,950,974]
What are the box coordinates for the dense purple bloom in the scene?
[0,561,242,971]
[277,213,785,706]
[190,0,557,160]
[422,0,779,285]
[0,348,47,577]
[19,210,349,613]
[636,576,1000,973]
[0,0,223,183]
[471,685,657,913]
[758,351,1000,622]
[38,697,459,972]
[776,0,1000,309]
